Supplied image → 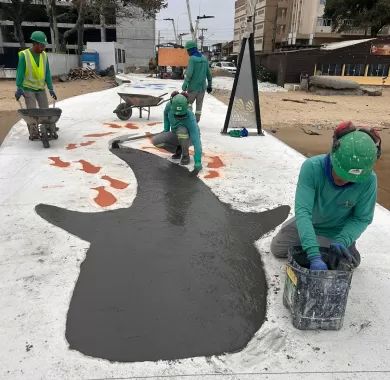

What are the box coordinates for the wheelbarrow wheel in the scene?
[115,103,132,121]
[41,129,50,148]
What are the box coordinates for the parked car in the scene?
[211,61,237,75]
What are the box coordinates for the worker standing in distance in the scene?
[15,31,57,109]
[182,40,212,123]
[271,122,381,270]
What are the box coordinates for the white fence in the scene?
[0,52,79,79]
[46,52,79,76]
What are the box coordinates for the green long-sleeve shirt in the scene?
[164,102,202,163]
[16,50,53,91]
[295,154,377,258]
[182,55,212,92]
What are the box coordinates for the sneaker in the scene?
[180,155,190,165]
[171,146,182,159]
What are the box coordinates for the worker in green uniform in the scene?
[271,121,381,270]
[152,92,202,171]
[15,31,57,109]
[182,41,212,122]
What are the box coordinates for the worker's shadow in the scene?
[35,147,290,363]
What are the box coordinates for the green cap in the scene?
[185,40,197,50]
[331,131,377,183]
[171,94,188,116]
[30,31,48,45]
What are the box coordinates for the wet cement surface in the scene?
[35,147,290,363]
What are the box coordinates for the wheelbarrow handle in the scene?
[158,92,168,98]
[17,99,24,109]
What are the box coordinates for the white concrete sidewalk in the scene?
[0,75,389,379]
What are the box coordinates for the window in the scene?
[256,23,264,30]
[345,64,365,76]
[255,38,263,45]
[319,63,342,76]
[367,63,389,77]
[122,50,126,63]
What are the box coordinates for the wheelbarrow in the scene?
[113,92,169,121]
[18,102,62,148]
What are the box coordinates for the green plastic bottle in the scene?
[228,130,242,138]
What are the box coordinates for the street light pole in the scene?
[163,18,178,45]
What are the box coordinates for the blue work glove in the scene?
[207,87,212,94]
[49,89,57,100]
[240,128,249,137]
[329,243,358,266]
[15,88,24,101]
[309,255,328,271]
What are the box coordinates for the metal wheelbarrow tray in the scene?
[18,107,62,148]
[113,92,169,121]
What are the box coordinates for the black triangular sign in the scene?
[222,34,262,135]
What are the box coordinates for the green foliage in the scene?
[324,0,390,36]
[256,65,276,83]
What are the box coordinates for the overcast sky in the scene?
[156,0,235,46]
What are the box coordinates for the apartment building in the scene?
[0,0,155,68]
[233,0,386,54]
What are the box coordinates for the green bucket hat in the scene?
[171,94,188,116]
[331,130,377,183]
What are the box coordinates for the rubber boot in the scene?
[171,146,182,159]
[180,155,190,165]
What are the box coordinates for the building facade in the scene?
[233,0,387,54]
[0,0,155,69]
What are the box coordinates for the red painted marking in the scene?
[101,175,129,190]
[80,141,96,147]
[49,157,71,168]
[66,144,78,150]
[204,170,219,179]
[147,122,162,126]
[84,132,115,138]
[77,160,101,174]
[92,186,117,207]
[124,123,139,130]
[104,123,123,129]
[208,156,225,169]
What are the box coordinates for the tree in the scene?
[61,0,166,56]
[44,0,61,52]
[324,0,390,37]
[1,0,33,48]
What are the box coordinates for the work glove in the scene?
[207,87,212,94]
[182,82,188,91]
[49,89,57,100]
[15,88,24,101]
[309,255,328,271]
[329,243,358,266]
[191,161,202,176]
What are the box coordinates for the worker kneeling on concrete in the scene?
[271,121,381,270]
[182,41,212,122]
[152,92,202,171]
[15,31,57,108]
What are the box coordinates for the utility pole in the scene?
[195,15,215,42]
[157,30,161,47]
[199,28,207,51]
[163,18,178,45]
[185,0,196,40]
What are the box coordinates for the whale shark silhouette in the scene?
[35,146,289,363]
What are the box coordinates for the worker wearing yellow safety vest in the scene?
[15,31,57,108]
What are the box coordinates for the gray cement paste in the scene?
[35,147,290,363]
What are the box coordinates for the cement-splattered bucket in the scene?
[283,246,353,330]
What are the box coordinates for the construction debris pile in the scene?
[68,67,99,80]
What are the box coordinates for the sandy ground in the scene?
[0,77,115,144]
[213,88,390,210]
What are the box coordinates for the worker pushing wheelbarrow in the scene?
[113,92,169,121]
[14,30,62,148]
